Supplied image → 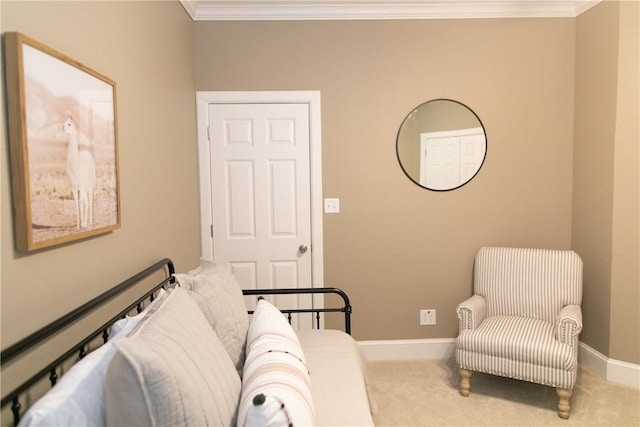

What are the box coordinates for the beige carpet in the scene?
[367,359,640,426]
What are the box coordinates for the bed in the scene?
[0,258,375,426]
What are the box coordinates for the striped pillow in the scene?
[238,299,314,427]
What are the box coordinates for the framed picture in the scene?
[4,32,120,251]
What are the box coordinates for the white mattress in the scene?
[297,329,376,426]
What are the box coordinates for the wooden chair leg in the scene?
[459,368,472,397]
[556,388,573,419]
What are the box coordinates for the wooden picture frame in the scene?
[4,32,120,251]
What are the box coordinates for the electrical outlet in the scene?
[420,309,436,326]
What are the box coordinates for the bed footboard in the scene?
[242,287,352,334]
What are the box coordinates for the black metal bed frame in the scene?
[242,287,351,334]
[1,258,176,426]
[0,258,352,426]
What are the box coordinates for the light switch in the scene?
[324,198,340,213]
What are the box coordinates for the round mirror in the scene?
[396,99,487,191]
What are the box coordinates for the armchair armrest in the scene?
[556,304,583,346]
[456,295,486,330]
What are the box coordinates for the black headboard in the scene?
[0,258,175,425]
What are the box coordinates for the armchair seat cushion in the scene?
[457,315,576,371]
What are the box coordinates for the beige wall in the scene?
[1,0,637,381]
[572,1,618,359]
[610,0,640,365]
[1,0,201,356]
[194,18,577,340]
[573,1,640,364]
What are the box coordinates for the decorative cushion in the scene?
[238,299,314,427]
[173,259,249,374]
[17,289,168,427]
[245,393,294,427]
[246,298,303,355]
[105,287,241,427]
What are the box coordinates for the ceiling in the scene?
[179,0,602,21]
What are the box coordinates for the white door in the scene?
[196,92,323,329]
[420,127,485,190]
[422,136,460,190]
[459,132,486,183]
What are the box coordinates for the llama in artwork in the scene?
[62,111,96,229]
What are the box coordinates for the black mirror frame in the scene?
[396,98,488,192]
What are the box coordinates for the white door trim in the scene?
[195,91,324,292]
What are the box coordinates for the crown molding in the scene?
[180,0,602,21]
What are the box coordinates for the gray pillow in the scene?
[106,287,241,426]
[173,259,249,374]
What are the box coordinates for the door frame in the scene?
[195,91,324,293]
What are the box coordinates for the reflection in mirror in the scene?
[396,99,487,191]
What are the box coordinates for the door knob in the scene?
[298,244,308,254]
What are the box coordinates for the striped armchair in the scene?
[456,247,583,419]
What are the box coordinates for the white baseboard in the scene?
[577,341,609,378]
[579,341,640,389]
[358,338,456,361]
[358,338,639,390]
[608,359,640,389]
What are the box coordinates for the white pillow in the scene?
[173,259,249,374]
[17,289,168,427]
[17,343,115,427]
[238,299,314,427]
[106,287,242,427]
[110,288,166,337]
